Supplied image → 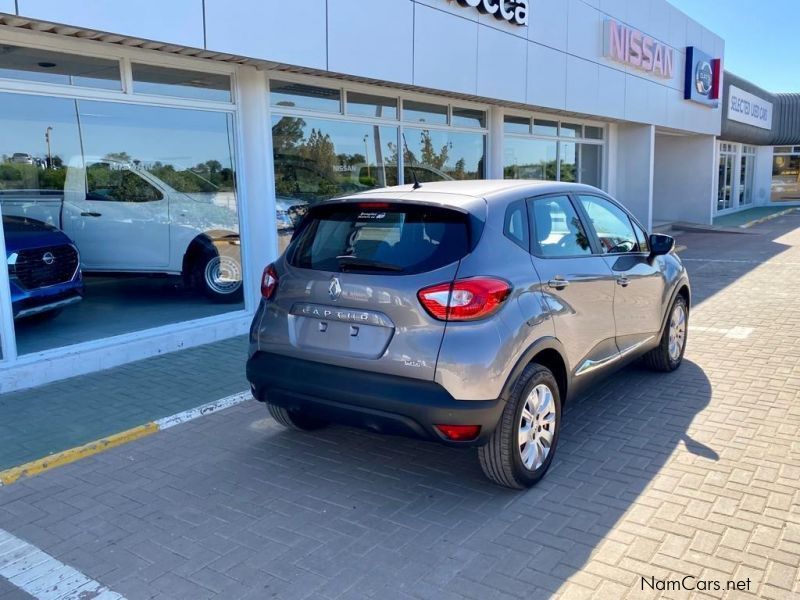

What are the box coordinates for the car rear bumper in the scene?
[246,351,504,446]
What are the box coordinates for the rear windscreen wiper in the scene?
[336,255,403,272]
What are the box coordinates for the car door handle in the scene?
[616,276,630,287]
[547,278,569,290]
[80,211,102,217]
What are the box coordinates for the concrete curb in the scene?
[671,222,759,235]
[0,391,252,487]
[670,209,798,235]
[740,207,798,228]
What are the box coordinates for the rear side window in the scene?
[290,203,469,274]
[504,200,528,251]
[528,195,592,257]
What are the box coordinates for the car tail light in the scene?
[261,263,278,300]
[418,277,511,321]
[435,424,481,442]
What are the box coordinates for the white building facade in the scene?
[0,0,727,391]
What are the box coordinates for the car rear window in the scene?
[289,203,470,274]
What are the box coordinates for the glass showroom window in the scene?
[131,63,232,102]
[717,143,736,211]
[0,52,241,357]
[0,43,121,90]
[269,79,486,252]
[771,146,800,202]
[271,114,399,252]
[503,116,605,188]
[739,145,756,207]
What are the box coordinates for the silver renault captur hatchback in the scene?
[247,180,690,489]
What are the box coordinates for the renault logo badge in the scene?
[328,277,342,301]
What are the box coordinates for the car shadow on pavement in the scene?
[0,355,713,599]
[222,358,714,598]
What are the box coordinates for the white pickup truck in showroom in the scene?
[3,157,243,303]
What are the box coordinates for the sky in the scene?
[668,0,800,93]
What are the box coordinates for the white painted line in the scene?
[681,257,800,266]
[0,393,254,596]
[0,528,125,600]
[690,325,754,339]
[154,390,252,430]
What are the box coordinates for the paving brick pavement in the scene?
[0,336,248,471]
[0,214,799,599]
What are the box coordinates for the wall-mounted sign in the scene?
[684,47,721,108]
[454,0,529,26]
[728,85,773,130]
[603,19,674,79]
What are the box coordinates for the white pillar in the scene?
[487,106,504,179]
[0,207,17,363]
[605,123,618,197]
[614,124,655,229]
[652,133,717,225]
[236,66,276,309]
[754,146,774,206]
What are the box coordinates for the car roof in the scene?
[332,180,606,215]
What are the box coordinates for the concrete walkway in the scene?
[713,205,797,228]
[0,336,248,471]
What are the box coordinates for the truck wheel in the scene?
[478,364,561,489]
[267,403,329,431]
[195,249,243,303]
[643,295,688,372]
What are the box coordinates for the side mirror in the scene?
[649,233,675,257]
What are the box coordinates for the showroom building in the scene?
[714,72,800,214]
[0,0,741,391]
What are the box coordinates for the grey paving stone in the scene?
[0,335,248,470]
[0,576,32,600]
[0,213,799,600]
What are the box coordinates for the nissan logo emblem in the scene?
[695,61,713,96]
[42,252,55,265]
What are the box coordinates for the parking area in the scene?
[0,213,799,600]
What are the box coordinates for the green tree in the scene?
[104,151,132,163]
[419,130,449,170]
[272,117,306,153]
[453,158,466,180]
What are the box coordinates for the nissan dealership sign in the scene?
[728,85,773,130]
[455,0,529,26]
[603,19,674,79]
[684,46,721,108]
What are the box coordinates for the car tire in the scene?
[478,364,561,489]
[194,248,243,304]
[267,402,329,431]
[643,294,688,372]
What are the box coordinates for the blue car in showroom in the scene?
[4,214,84,319]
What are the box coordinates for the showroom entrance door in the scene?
[716,142,756,215]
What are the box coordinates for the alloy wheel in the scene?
[518,384,556,471]
[668,303,687,361]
